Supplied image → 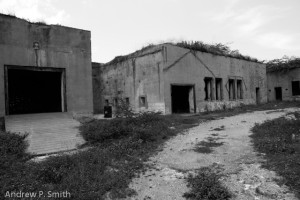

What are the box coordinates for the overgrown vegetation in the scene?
[114,98,135,118]
[2,102,299,199]
[1,109,202,199]
[103,44,156,66]
[175,41,260,63]
[266,56,300,72]
[105,40,262,66]
[81,111,174,144]
[0,132,30,172]
[183,166,232,200]
[0,12,48,25]
[251,112,300,197]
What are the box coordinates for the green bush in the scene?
[183,167,232,200]
[80,111,174,144]
[80,118,134,142]
[0,131,29,171]
[115,98,135,118]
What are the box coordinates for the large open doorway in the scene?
[171,85,195,114]
[5,66,66,115]
[275,87,282,101]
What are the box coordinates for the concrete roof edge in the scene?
[0,13,90,33]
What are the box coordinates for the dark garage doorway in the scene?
[5,66,66,115]
[171,85,195,114]
[275,87,282,101]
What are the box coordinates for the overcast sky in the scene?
[1,0,299,63]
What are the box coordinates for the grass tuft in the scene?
[193,137,224,154]
[183,167,232,200]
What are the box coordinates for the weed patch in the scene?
[1,112,204,199]
[193,137,224,154]
[183,167,232,200]
[251,112,300,197]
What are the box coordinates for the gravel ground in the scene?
[125,107,300,200]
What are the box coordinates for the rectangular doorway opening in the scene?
[215,78,222,100]
[5,66,66,115]
[275,87,282,101]
[229,79,235,100]
[256,87,260,104]
[237,80,243,99]
[171,85,195,114]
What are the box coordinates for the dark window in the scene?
[215,78,223,100]
[229,79,235,100]
[275,87,282,100]
[114,98,118,106]
[139,96,147,108]
[125,97,130,105]
[105,99,109,106]
[292,81,300,96]
[237,80,243,99]
[204,77,213,101]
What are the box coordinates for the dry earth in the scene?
[126,108,300,200]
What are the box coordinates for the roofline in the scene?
[0,13,90,33]
[103,42,263,66]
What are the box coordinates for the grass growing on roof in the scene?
[266,56,300,72]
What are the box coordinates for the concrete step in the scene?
[5,112,85,155]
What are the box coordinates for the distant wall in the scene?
[101,46,165,114]
[0,14,93,117]
[92,62,104,114]
[163,44,267,114]
[267,68,300,101]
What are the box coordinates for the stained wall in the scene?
[163,44,267,113]
[267,68,300,101]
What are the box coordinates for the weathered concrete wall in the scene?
[267,68,300,101]
[0,14,93,117]
[101,46,165,114]
[92,62,104,114]
[163,44,267,113]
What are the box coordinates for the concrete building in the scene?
[0,14,93,125]
[267,59,300,101]
[98,43,267,114]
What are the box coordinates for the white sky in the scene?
[1,0,299,63]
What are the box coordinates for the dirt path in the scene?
[127,108,300,200]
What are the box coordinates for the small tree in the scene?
[115,98,135,118]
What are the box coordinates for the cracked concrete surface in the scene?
[126,108,300,200]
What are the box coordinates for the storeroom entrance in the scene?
[171,85,195,114]
[5,66,66,115]
[275,87,282,101]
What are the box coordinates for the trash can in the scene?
[104,106,112,118]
